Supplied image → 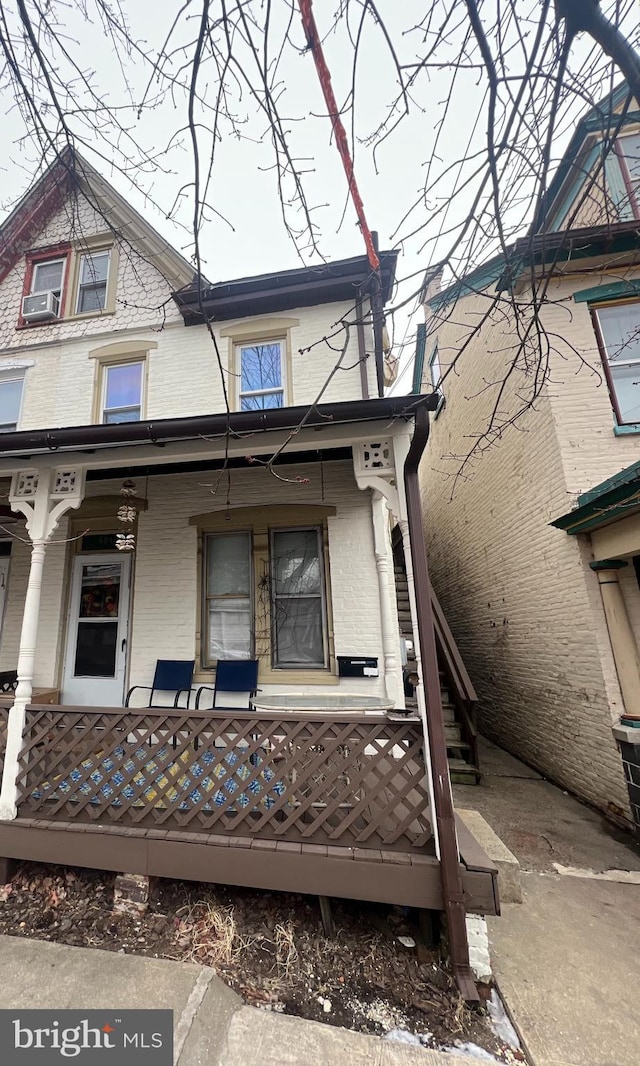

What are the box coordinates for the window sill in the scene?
[613,423,640,436]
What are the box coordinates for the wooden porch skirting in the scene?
[0,818,498,914]
[0,704,499,914]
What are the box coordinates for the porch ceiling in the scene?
[0,395,437,476]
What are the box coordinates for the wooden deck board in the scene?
[0,818,498,914]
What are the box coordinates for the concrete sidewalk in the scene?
[456,737,640,1066]
[0,934,482,1066]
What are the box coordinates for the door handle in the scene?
[121,638,127,652]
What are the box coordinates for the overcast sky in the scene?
[0,1,636,393]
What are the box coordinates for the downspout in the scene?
[403,402,477,1002]
[355,297,370,400]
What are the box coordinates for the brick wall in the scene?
[420,284,630,818]
[0,461,389,700]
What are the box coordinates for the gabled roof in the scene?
[421,81,640,315]
[0,147,196,290]
[533,82,637,233]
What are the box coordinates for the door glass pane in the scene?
[207,533,251,595]
[273,530,321,595]
[74,622,118,677]
[208,600,252,660]
[79,564,121,619]
[105,363,142,412]
[273,598,323,665]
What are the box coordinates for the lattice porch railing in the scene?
[14,706,433,850]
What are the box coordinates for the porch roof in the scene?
[551,458,640,535]
[0,394,437,465]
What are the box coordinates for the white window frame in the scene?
[270,525,329,670]
[237,339,286,410]
[75,250,111,315]
[619,133,640,214]
[101,360,145,424]
[31,257,67,298]
[0,371,26,433]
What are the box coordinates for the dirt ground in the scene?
[0,860,522,1061]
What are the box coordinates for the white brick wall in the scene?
[420,281,631,818]
[0,186,375,431]
[0,461,388,699]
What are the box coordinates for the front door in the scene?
[62,554,131,706]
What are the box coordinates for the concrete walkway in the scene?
[456,737,640,1066]
[0,934,482,1066]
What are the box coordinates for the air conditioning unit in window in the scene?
[22,290,60,322]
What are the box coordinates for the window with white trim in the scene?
[202,525,328,669]
[428,343,445,415]
[101,361,144,423]
[76,251,110,313]
[594,302,640,425]
[0,371,25,432]
[31,257,66,298]
[619,133,640,213]
[237,340,285,409]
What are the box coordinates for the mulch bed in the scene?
[0,862,522,1060]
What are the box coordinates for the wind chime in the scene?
[116,479,137,551]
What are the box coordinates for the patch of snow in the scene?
[487,989,520,1049]
[443,1043,499,1061]
[384,1030,422,1046]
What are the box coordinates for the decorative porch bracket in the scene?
[0,466,86,820]
[353,438,403,708]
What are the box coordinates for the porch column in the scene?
[0,467,85,820]
[371,490,403,707]
[590,559,640,721]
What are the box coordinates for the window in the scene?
[76,251,110,314]
[238,340,285,409]
[204,532,253,662]
[428,343,445,416]
[271,528,327,667]
[619,134,640,214]
[202,524,328,670]
[594,302,640,425]
[0,373,25,432]
[31,258,66,298]
[101,361,144,423]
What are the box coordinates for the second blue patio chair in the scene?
[125,659,195,708]
[195,660,259,710]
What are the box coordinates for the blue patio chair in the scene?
[195,660,259,710]
[125,659,195,708]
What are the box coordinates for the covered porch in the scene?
[0,397,498,998]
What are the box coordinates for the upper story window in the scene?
[0,371,25,432]
[619,134,640,209]
[238,340,285,410]
[101,361,144,423]
[593,301,640,425]
[76,251,110,314]
[20,238,115,328]
[22,254,68,323]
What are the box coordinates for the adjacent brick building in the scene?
[416,83,640,829]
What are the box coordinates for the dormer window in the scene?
[618,133,640,216]
[76,251,110,314]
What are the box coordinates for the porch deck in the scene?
[0,705,498,913]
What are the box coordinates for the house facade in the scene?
[417,84,640,832]
[0,152,498,987]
